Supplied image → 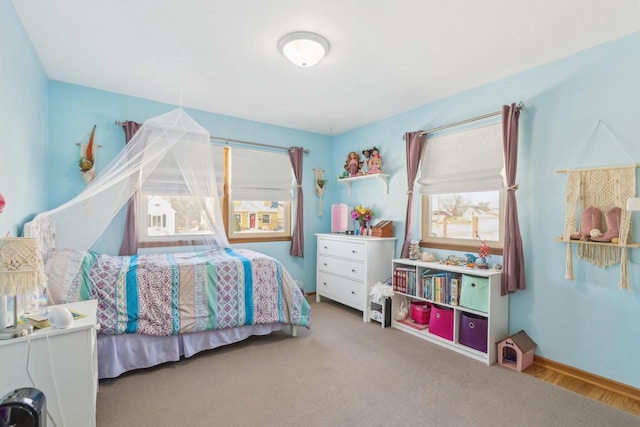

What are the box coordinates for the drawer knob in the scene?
[351,269,356,273]
[323,282,327,286]
[352,250,357,254]
[324,246,328,249]
[323,263,328,266]
[351,291,356,295]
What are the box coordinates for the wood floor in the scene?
[524,363,640,417]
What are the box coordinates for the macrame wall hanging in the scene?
[314,168,326,216]
[559,121,637,289]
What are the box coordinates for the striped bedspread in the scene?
[49,248,310,336]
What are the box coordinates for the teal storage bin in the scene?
[460,275,489,313]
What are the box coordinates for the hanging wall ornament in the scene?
[314,168,326,216]
[559,121,637,289]
[79,125,97,184]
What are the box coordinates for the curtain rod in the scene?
[417,101,525,136]
[209,136,310,154]
[114,121,309,154]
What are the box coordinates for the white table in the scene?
[0,299,98,427]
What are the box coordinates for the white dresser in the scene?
[316,234,396,321]
[0,299,99,427]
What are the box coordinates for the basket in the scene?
[410,301,431,325]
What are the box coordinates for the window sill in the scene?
[420,240,503,256]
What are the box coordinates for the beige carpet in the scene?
[96,297,638,427]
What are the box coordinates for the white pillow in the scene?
[45,249,85,304]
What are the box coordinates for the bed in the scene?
[40,242,311,378]
[23,108,311,379]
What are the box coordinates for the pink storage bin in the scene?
[428,304,454,341]
[410,301,431,325]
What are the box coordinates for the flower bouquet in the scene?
[351,205,374,235]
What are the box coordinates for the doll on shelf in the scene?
[337,164,349,179]
[368,147,382,173]
[345,151,361,177]
[361,148,371,174]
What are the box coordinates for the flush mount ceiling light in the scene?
[278,31,330,67]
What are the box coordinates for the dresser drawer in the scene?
[316,272,364,310]
[318,255,364,282]
[317,238,366,261]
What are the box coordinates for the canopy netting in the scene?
[27,108,230,263]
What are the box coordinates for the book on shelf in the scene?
[393,267,415,294]
[450,278,460,306]
[420,270,461,305]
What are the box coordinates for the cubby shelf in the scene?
[337,173,389,197]
[391,258,509,365]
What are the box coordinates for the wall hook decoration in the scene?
[78,125,98,184]
[314,168,326,216]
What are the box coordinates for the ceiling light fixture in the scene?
[278,31,330,67]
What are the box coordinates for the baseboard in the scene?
[533,355,640,400]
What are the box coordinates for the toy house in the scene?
[497,330,537,372]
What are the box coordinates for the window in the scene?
[422,191,504,248]
[138,145,293,246]
[227,148,293,241]
[419,123,504,252]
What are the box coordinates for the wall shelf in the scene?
[554,237,640,248]
[337,173,389,197]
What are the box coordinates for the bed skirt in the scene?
[97,323,284,379]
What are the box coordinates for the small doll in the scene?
[368,147,382,173]
[361,148,371,174]
[337,164,349,179]
[345,151,361,177]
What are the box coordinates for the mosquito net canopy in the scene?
[27,108,229,262]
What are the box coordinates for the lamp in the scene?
[0,238,46,339]
[278,31,330,67]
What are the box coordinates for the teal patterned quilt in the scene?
[49,248,311,336]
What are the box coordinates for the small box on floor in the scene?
[369,297,391,328]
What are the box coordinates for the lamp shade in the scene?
[278,31,330,67]
[0,238,46,296]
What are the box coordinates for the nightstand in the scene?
[0,299,98,427]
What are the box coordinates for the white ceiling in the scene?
[11,0,640,135]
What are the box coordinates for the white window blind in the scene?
[418,123,504,194]
[142,145,225,196]
[230,148,293,201]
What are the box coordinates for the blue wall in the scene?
[331,32,640,388]
[4,0,639,389]
[47,82,333,293]
[0,0,48,237]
